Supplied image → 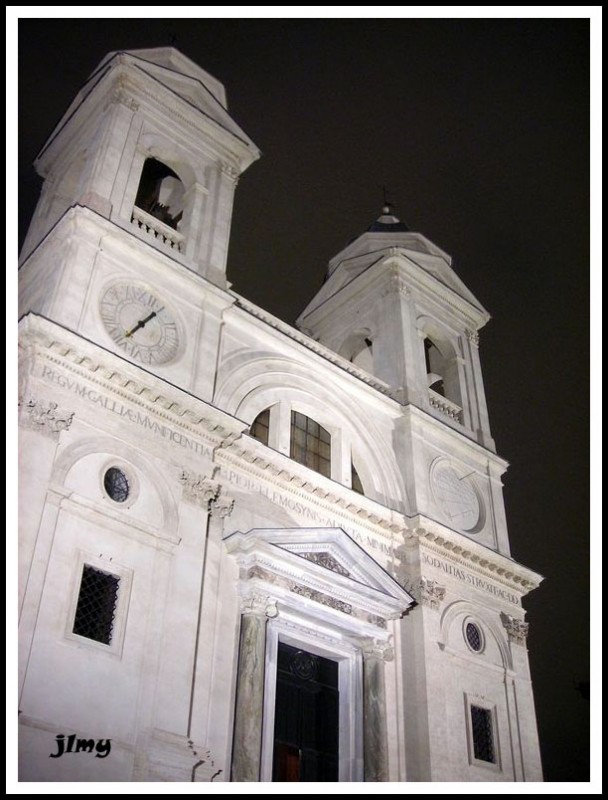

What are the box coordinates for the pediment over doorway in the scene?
[224,527,414,635]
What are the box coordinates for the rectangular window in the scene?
[73,565,120,645]
[290,412,331,478]
[470,705,496,764]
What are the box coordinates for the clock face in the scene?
[431,462,481,533]
[99,283,180,365]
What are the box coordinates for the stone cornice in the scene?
[231,293,400,403]
[216,437,406,541]
[18,314,246,450]
[409,516,543,594]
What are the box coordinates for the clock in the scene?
[430,461,482,533]
[99,282,180,365]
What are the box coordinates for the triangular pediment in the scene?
[121,51,254,146]
[225,528,414,631]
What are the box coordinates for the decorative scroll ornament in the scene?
[19,398,74,438]
[419,577,446,610]
[465,328,480,347]
[300,551,350,577]
[179,470,220,507]
[239,591,278,618]
[500,612,529,645]
[245,566,386,628]
[291,584,353,616]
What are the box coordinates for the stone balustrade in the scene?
[428,387,462,422]
[131,206,184,252]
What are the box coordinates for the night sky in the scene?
[15,16,592,785]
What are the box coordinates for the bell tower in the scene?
[18,48,260,401]
[20,47,259,284]
[298,206,511,555]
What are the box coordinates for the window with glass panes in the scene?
[250,408,270,445]
[290,412,331,477]
[351,464,364,495]
[470,705,496,763]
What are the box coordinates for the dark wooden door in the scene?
[272,642,339,781]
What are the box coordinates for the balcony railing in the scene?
[131,206,184,252]
[428,387,462,422]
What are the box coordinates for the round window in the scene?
[104,467,130,503]
[465,622,483,652]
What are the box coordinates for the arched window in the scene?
[290,412,331,478]
[351,463,364,496]
[339,330,374,374]
[250,408,270,446]
[134,158,184,230]
[424,337,446,397]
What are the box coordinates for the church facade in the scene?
[17,48,543,782]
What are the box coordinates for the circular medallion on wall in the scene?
[99,282,181,366]
[430,459,484,533]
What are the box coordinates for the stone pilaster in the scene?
[362,638,393,781]
[231,593,278,782]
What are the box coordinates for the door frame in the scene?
[260,610,364,782]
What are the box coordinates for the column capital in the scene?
[178,470,219,508]
[210,493,234,519]
[361,637,394,663]
[500,612,529,645]
[19,397,74,440]
[238,589,278,619]
[465,328,480,347]
[419,576,446,610]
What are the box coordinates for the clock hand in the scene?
[125,307,164,338]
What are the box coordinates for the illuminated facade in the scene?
[18,48,543,782]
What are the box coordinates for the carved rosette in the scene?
[501,612,529,645]
[419,577,446,610]
[19,398,74,439]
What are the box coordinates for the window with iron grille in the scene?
[104,467,130,503]
[250,408,270,446]
[72,565,120,645]
[290,412,331,478]
[470,705,496,763]
[465,622,483,652]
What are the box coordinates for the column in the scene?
[362,639,393,781]
[231,593,277,782]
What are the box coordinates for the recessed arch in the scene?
[214,353,408,511]
[51,435,179,534]
[438,599,512,671]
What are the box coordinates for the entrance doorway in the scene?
[272,642,339,781]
